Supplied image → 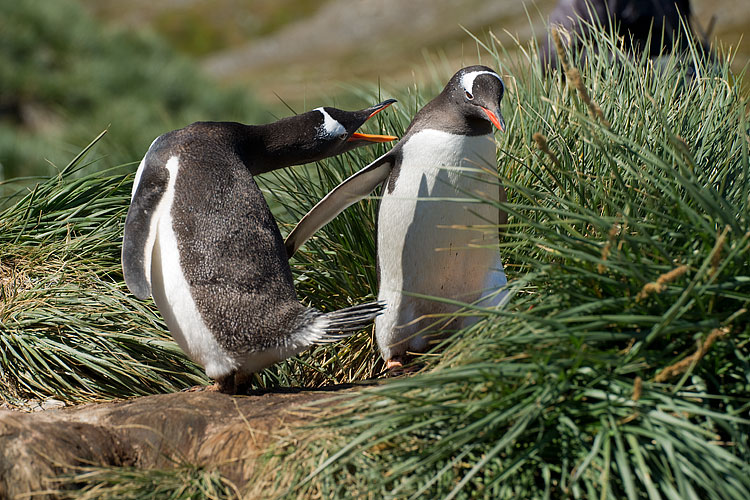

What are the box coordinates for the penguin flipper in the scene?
[121,155,170,300]
[285,152,394,258]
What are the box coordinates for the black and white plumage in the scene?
[285,66,509,368]
[121,100,395,392]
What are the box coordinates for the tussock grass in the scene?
[253,24,750,500]
[56,463,241,500]
[0,134,207,405]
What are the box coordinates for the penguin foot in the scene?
[233,372,254,395]
[385,358,404,370]
[384,355,423,376]
[209,372,256,394]
[216,375,237,394]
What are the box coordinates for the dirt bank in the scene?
[0,387,356,498]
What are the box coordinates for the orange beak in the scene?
[348,132,398,143]
[348,99,398,143]
[481,107,506,132]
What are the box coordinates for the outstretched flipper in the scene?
[122,152,169,300]
[285,151,396,258]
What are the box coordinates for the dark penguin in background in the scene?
[285,66,508,369]
[541,0,712,72]
[122,100,396,393]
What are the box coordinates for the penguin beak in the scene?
[348,99,398,143]
[348,132,397,143]
[481,106,506,132]
[365,98,398,119]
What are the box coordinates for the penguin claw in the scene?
[208,382,226,392]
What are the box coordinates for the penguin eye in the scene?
[337,131,348,141]
[465,91,474,100]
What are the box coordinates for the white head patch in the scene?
[460,70,504,95]
[315,107,346,139]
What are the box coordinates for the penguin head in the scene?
[311,99,398,157]
[450,65,506,132]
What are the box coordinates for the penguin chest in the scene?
[149,156,238,379]
[378,129,500,300]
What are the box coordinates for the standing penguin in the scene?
[285,66,508,369]
[122,100,396,393]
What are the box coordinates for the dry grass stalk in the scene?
[598,245,611,274]
[636,264,689,301]
[551,28,572,74]
[619,376,643,424]
[532,132,561,168]
[632,376,643,402]
[0,260,31,296]
[654,327,729,383]
[567,68,611,127]
[551,28,611,128]
[598,222,622,274]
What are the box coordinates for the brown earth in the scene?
[0,387,355,499]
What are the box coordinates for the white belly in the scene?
[376,130,507,360]
[150,156,238,379]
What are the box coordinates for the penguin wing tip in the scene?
[122,254,152,300]
[124,276,152,301]
[284,239,298,259]
[131,286,152,301]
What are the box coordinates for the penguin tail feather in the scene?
[313,301,385,344]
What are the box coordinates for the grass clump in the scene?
[0,134,207,405]
[57,463,241,500]
[253,24,750,500]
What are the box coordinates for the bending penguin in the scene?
[285,66,508,369]
[122,100,396,393]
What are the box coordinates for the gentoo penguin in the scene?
[122,100,396,393]
[285,66,508,369]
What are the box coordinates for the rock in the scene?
[0,388,349,499]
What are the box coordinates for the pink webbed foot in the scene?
[385,358,404,370]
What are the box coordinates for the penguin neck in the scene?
[238,114,328,175]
